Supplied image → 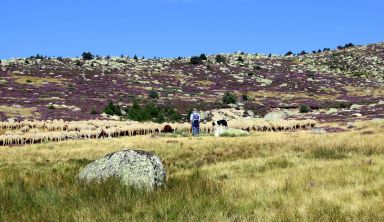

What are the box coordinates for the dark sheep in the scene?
[212,120,228,128]
[99,129,108,138]
[162,125,174,133]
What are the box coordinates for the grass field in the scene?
[1,120,384,221]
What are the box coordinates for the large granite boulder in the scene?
[78,149,166,190]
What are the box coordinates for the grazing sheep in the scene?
[20,126,30,133]
[4,131,14,136]
[212,119,228,128]
[162,125,173,133]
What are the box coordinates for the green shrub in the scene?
[339,102,352,109]
[103,101,121,116]
[190,56,203,65]
[0,79,8,86]
[299,105,311,113]
[215,55,226,63]
[237,56,244,62]
[81,52,94,60]
[47,104,55,109]
[199,54,207,61]
[351,71,368,77]
[126,101,181,123]
[242,94,250,101]
[90,109,99,115]
[223,92,237,104]
[285,51,294,56]
[299,51,307,55]
[254,65,262,70]
[148,90,159,99]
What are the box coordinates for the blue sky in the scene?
[1,0,383,59]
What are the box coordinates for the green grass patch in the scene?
[0,165,234,221]
[220,129,249,137]
[309,148,346,160]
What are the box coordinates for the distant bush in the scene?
[126,101,181,123]
[133,55,139,61]
[190,56,203,65]
[351,71,368,77]
[148,90,159,99]
[285,51,294,56]
[299,51,308,55]
[237,56,244,62]
[254,65,262,70]
[103,101,122,116]
[329,101,352,109]
[90,109,99,115]
[323,48,331,52]
[75,60,82,66]
[0,79,7,86]
[242,94,250,101]
[337,43,355,50]
[199,54,207,61]
[344,43,354,48]
[299,105,311,113]
[29,54,47,60]
[223,92,237,104]
[215,55,226,63]
[82,52,94,60]
[47,104,55,110]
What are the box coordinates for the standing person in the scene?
[190,108,200,136]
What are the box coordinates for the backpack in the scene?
[192,113,200,126]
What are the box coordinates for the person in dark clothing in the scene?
[190,108,200,136]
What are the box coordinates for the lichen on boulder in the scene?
[78,149,166,191]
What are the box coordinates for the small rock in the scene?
[246,110,255,116]
[228,103,238,108]
[312,128,326,134]
[350,104,363,110]
[264,111,287,121]
[326,108,338,114]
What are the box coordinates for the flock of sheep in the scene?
[0,118,316,146]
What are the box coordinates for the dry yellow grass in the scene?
[246,90,339,101]
[12,74,67,86]
[0,106,40,119]
[346,86,384,98]
[0,119,384,221]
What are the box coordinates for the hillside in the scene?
[0,42,383,122]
